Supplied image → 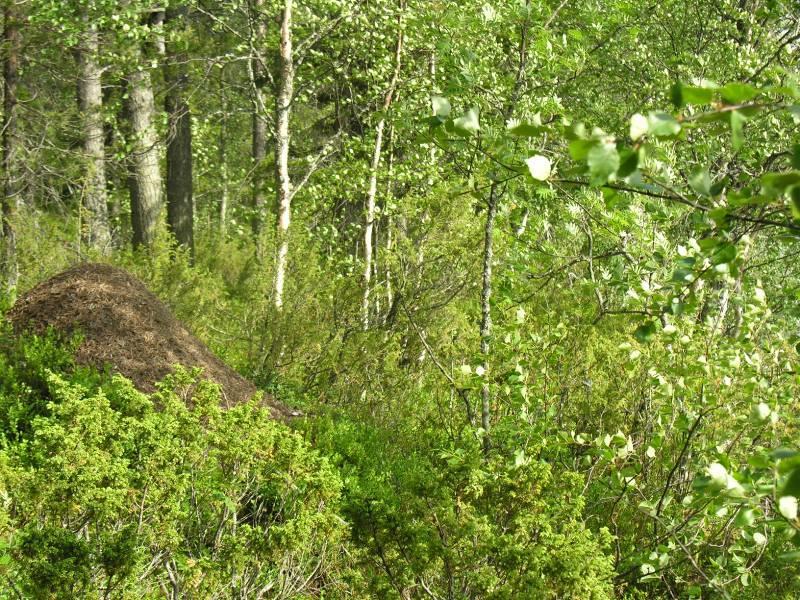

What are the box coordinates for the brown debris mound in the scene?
[8,263,292,418]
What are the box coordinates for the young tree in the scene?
[272,0,293,310]
[361,1,404,330]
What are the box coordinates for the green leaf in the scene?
[709,207,729,227]
[698,237,719,251]
[791,186,800,221]
[729,110,747,150]
[452,107,480,136]
[672,268,694,283]
[762,172,800,191]
[587,142,620,185]
[696,110,732,124]
[682,85,715,105]
[720,82,759,104]
[634,321,657,343]
[779,455,800,474]
[792,144,800,170]
[670,82,684,108]
[672,82,716,107]
[565,121,588,141]
[508,122,546,137]
[689,168,712,196]
[431,96,451,117]
[648,112,681,137]
[774,448,799,460]
[710,243,737,265]
[617,149,639,178]
[735,508,756,528]
[569,139,596,161]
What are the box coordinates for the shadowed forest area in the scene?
[0,0,799,597]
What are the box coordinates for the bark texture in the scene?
[480,189,497,454]
[362,3,404,330]
[272,0,294,311]
[77,18,112,255]
[250,0,268,241]
[2,3,20,290]
[165,6,194,260]
[126,65,163,249]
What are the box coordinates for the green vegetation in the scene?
[0,328,352,597]
[1,0,800,597]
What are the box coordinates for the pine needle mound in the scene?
[8,263,292,418]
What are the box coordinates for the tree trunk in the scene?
[164,6,194,260]
[479,1,531,453]
[126,64,162,249]
[76,16,112,255]
[383,128,395,322]
[362,3,404,329]
[250,0,268,244]
[218,67,229,236]
[480,187,498,454]
[1,2,20,291]
[272,0,293,311]
[361,119,386,329]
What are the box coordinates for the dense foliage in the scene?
[0,328,353,597]
[0,0,799,597]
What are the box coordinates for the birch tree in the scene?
[361,1,405,330]
[270,0,356,310]
[272,0,294,311]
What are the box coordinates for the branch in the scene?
[402,301,476,427]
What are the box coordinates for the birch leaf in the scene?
[526,155,551,180]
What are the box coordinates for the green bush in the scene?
[312,416,616,599]
[0,328,355,598]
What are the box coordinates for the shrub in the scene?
[0,328,355,598]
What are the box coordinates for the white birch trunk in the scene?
[361,6,404,329]
[361,119,385,329]
[273,0,294,311]
[383,127,395,321]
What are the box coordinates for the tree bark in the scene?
[383,128,395,323]
[362,3,404,330]
[480,188,498,454]
[272,0,293,311]
[76,16,112,255]
[479,2,531,453]
[126,62,162,249]
[1,2,20,291]
[218,66,229,236]
[164,6,194,260]
[250,0,268,244]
